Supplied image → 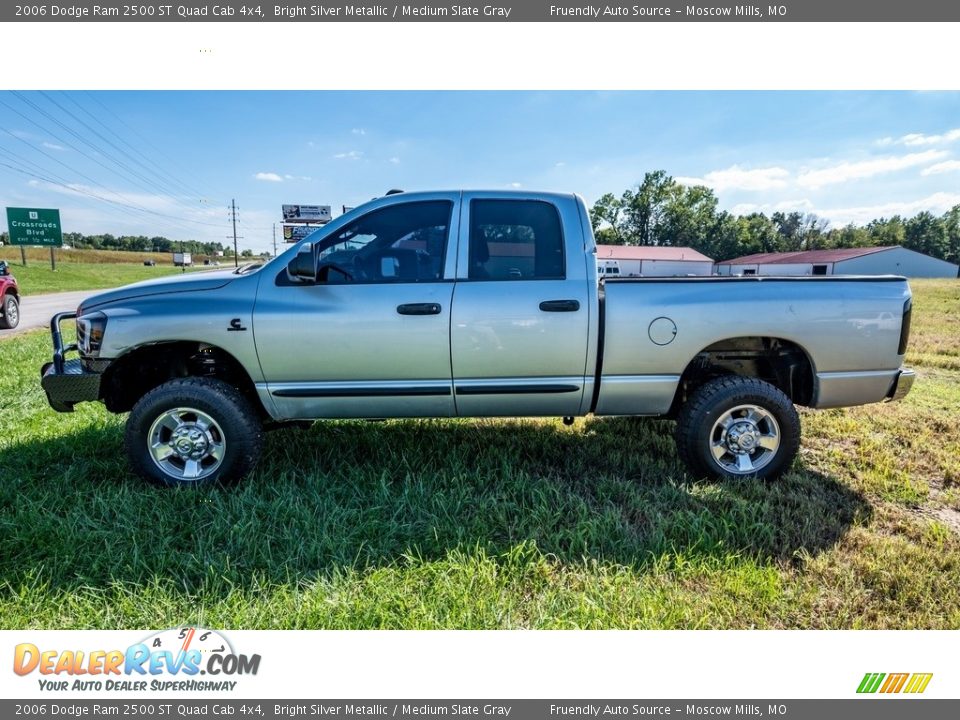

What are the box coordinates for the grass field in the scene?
[0,247,216,294]
[0,280,958,629]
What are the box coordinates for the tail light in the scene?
[897,298,912,355]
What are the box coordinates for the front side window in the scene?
[468,200,565,280]
[316,201,451,283]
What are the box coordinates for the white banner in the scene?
[1,630,954,700]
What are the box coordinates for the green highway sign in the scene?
[5,207,63,247]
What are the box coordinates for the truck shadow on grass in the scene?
[0,415,871,600]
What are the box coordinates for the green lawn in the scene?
[6,262,205,295]
[0,280,958,629]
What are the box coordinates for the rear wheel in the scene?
[675,375,800,480]
[124,377,263,488]
[0,293,19,329]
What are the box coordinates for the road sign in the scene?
[5,207,63,247]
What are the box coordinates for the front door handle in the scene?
[397,303,442,316]
[539,299,580,312]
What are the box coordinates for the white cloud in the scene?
[333,150,363,160]
[797,150,948,188]
[554,161,566,168]
[510,182,522,188]
[677,165,790,192]
[921,160,960,176]
[389,157,400,165]
[817,192,960,225]
[351,128,366,135]
[42,142,64,151]
[254,172,283,182]
[283,174,312,181]
[879,128,960,147]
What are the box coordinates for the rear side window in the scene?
[468,200,565,280]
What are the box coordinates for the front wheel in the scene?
[0,293,19,329]
[675,376,800,480]
[124,377,264,488]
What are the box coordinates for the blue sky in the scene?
[1,91,959,254]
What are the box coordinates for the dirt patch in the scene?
[933,507,960,535]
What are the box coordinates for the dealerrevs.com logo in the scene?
[13,627,261,693]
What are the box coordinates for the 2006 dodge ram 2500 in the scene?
[40,190,916,487]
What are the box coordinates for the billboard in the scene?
[282,224,322,243]
[282,204,331,222]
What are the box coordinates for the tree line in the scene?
[590,170,960,264]
[0,231,261,257]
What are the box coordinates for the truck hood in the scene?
[79,269,238,312]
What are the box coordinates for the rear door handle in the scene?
[539,299,580,312]
[397,303,442,316]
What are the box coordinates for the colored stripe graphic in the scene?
[904,673,934,694]
[880,673,909,693]
[857,673,885,693]
[857,672,932,694]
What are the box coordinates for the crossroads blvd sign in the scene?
[6,207,63,247]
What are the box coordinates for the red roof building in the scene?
[595,244,714,277]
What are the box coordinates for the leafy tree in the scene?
[904,212,948,259]
[943,205,960,265]
[589,193,627,245]
[589,170,960,265]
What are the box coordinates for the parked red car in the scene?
[0,260,20,329]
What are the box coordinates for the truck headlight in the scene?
[76,312,108,356]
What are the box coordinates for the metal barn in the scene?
[715,246,958,278]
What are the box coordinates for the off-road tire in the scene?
[125,377,264,488]
[675,375,801,480]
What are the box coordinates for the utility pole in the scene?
[272,223,278,257]
[228,199,243,267]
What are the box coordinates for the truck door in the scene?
[253,195,459,419]
[450,194,591,417]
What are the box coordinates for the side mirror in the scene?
[286,244,316,282]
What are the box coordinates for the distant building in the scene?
[595,244,714,277]
[715,246,959,279]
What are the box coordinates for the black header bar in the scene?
[4,1,960,22]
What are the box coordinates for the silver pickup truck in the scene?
[40,190,915,487]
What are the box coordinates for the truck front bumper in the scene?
[886,367,916,402]
[40,311,104,413]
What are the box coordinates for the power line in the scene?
[6,92,223,227]
[82,91,210,199]
[0,148,223,239]
[9,92,183,204]
[41,90,192,202]
[52,91,207,202]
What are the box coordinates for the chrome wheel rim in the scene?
[148,407,226,482]
[709,404,780,475]
[6,300,17,325]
